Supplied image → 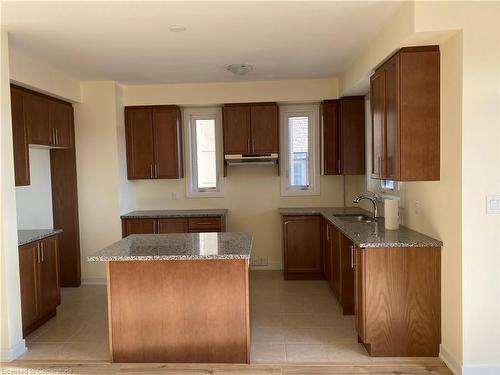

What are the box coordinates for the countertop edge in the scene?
[120,209,228,219]
[88,254,251,262]
[18,229,63,247]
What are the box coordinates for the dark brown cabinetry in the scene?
[282,215,322,279]
[322,97,365,175]
[339,233,355,315]
[330,225,341,301]
[353,246,441,356]
[18,235,61,337]
[125,106,183,180]
[49,100,73,148]
[122,216,225,238]
[223,103,278,155]
[370,46,440,181]
[11,86,30,186]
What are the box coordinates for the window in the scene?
[280,104,320,196]
[184,108,224,197]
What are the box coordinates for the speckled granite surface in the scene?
[18,229,63,246]
[121,209,227,219]
[88,232,252,261]
[279,207,442,248]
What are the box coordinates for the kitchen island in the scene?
[88,232,252,363]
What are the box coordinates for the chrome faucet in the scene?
[353,194,380,219]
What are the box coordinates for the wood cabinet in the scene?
[339,233,355,315]
[370,46,440,181]
[322,220,332,283]
[25,92,51,146]
[11,86,30,186]
[223,103,278,155]
[330,225,341,301]
[18,235,61,337]
[122,216,225,238]
[125,106,183,180]
[354,246,441,356]
[49,100,73,148]
[282,215,322,279]
[322,97,365,175]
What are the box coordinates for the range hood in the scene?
[225,153,278,165]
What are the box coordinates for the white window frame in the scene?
[183,107,224,198]
[280,104,320,196]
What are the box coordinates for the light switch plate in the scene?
[486,195,500,214]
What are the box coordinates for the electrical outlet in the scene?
[171,192,179,200]
[487,195,500,214]
[414,201,420,215]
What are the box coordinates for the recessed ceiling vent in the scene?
[226,64,253,75]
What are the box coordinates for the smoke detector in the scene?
[226,64,253,75]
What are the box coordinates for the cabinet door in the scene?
[384,55,400,180]
[122,219,157,237]
[340,97,365,175]
[322,101,340,175]
[223,105,251,154]
[187,217,222,232]
[153,107,183,179]
[49,100,73,148]
[323,222,332,283]
[370,70,385,179]
[250,104,278,154]
[26,93,52,146]
[339,233,355,315]
[282,216,322,276]
[37,236,60,316]
[330,226,341,300]
[125,108,155,179]
[11,87,30,186]
[354,248,366,342]
[19,242,40,331]
[157,218,188,233]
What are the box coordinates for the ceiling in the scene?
[2,1,403,85]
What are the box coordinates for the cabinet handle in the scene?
[247,138,251,152]
[337,159,341,174]
[150,164,154,179]
[194,222,214,225]
[37,243,41,263]
[154,164,158,178]
[378,156,381,176]
[351,245,355,268]
[52,128,56,145]
[56,128,59,145]
[252,139,255,152]
[326,227,330,240]
[41,242,44,262]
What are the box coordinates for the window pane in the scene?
[381,179,395,190]
[288,116,309,187]
[195,119,217,189]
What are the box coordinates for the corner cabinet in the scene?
[282,215,322,280]
[125,106,183,180]
[370,46,440,181]
[223,102,278,155]
[19,235,61,337]
[322,97,365,175]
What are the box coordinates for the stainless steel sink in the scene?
[333,214,373,223]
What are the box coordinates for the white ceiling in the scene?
[2,1,403,85]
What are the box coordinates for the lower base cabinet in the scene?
[121,216,225,237]
[19,234,60,337]
[282,215,322,279]
[354,246,441,356]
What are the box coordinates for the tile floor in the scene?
[18,270,368,363]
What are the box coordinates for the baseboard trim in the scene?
[440,344,461,375]
[462,365,500,375]
[0,339,27,362]
[81,277,107,285]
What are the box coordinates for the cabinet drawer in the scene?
[187,217,222,231]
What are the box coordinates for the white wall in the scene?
[15,147,53,229]
[0,30,26,362]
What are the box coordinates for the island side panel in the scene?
[107,259,249,363]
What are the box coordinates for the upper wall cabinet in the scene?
[370,46,440,181]
[11,85,74,186]
[322,97,365,175]
[223,102,278,155]
[125,106,183,180]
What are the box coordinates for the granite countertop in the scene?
[18,229,63,246]
[121,209,228,219]
[88,232,252,261]
[279,207,443,248]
